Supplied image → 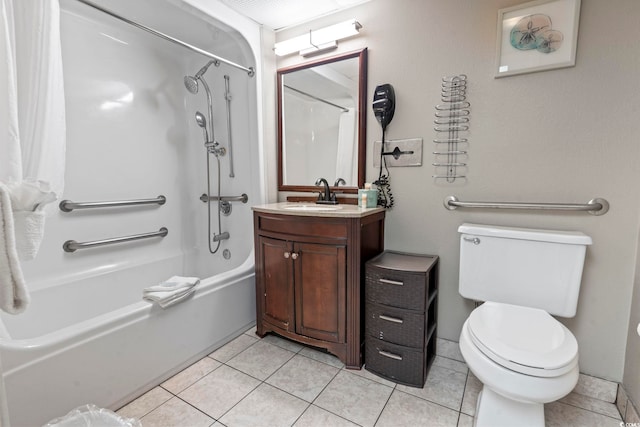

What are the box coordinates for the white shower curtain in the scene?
[0,0,66,314]
[335,108,357,185]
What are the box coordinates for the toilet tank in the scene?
[458,223,592,317]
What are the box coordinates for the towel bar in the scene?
[63,228,168,252]
[444,196,609,216]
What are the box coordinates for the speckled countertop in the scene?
[251,202,385,218]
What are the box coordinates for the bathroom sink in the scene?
[283,205,343,212]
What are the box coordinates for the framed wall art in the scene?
[495,0,581,77]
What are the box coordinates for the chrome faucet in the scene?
[315,178,338,205]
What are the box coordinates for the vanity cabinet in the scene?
[253,205,385,369]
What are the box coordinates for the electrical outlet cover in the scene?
[373,138,423,167]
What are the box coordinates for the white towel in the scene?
[144,287,197,309]
[0,183,29,314]
[6,180,55,261]
[143,276,199,309]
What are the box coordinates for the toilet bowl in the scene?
[460,302,580,426]
[456,223,592,426]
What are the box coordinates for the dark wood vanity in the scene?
[253,203,385,369]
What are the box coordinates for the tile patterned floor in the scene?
[118,327,623,426]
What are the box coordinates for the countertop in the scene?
[252,202,386,218]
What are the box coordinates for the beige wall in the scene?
[271,0,640,381]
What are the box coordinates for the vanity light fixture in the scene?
[274,19,362,57]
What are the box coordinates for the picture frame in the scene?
[495,0,581,78]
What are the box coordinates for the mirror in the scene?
[277,48,367,194]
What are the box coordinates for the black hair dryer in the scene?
[372,84,395,131]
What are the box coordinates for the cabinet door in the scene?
[294,242,347,343]
[258,236,294,331]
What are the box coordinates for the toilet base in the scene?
[475,387,544,427]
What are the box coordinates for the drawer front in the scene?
[365,303,424,348]
[257,214,347,239]
[365,338,426,387]
[365,266,426,310]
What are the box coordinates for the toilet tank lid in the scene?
[458,223,592,245]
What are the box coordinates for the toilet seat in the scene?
[467,302,578,377]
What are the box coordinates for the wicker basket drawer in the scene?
[365,303,424,348]
[365,267,425,310]
[365,338,426,387]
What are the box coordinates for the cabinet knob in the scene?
[291,252,299,260]
[283,252,290,259]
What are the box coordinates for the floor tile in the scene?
[354,365,397,387]
[266,354,340,402]
[457,413,474,427]
[294,405,359,427]
[545,401,622,427]
[396,364,467,410]
[460,372,482,416]
[573,374,618,403]
[161,357,221,394]
[314,370,393,427]
[559,391,621,419]
[219,383,309,427]
[227,340,296,380]
[209,333,259,363]
[436,338,464,362]
[139,396,213,427]
[116,386,172,420]
[433,355,468,374]
[298,346,345,369]
[617,386,628,421]
[178,364,260,419]
[376,390,459,427]
[261,333,306,353]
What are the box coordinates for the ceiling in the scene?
[219,0,371,30]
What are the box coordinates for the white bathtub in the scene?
[0,0,265,425]
[1,253,256,426]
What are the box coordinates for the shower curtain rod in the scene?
[75,0,255,77]
[284,85,349,112]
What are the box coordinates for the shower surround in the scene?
[0,0,265,425]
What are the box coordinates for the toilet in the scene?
[457,223,592,427]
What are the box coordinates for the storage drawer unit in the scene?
[364,251,439,387]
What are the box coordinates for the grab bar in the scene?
[60,195,166,212]
[63,227,168,252]
[199,193,248,203]
[444,196,609,216]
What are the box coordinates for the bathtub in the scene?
[0,253,256,426]
[0,0,265,425]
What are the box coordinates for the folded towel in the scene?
[144,286,196,309]
[143,276,199,294]
[143,276,199,309]
[0,183,30,314]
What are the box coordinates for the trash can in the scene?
[44,404,142,427]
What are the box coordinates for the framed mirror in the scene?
[277,48,367,194]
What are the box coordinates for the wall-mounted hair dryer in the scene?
[372,84,395,131]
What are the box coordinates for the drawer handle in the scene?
[283,252,290,259]
[378,350,403,361]
[379,278,404,286]
[379,314,404,324]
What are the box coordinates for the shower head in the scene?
[195,111,209,142]
[184,60,219,94]
[184,75,199,94]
